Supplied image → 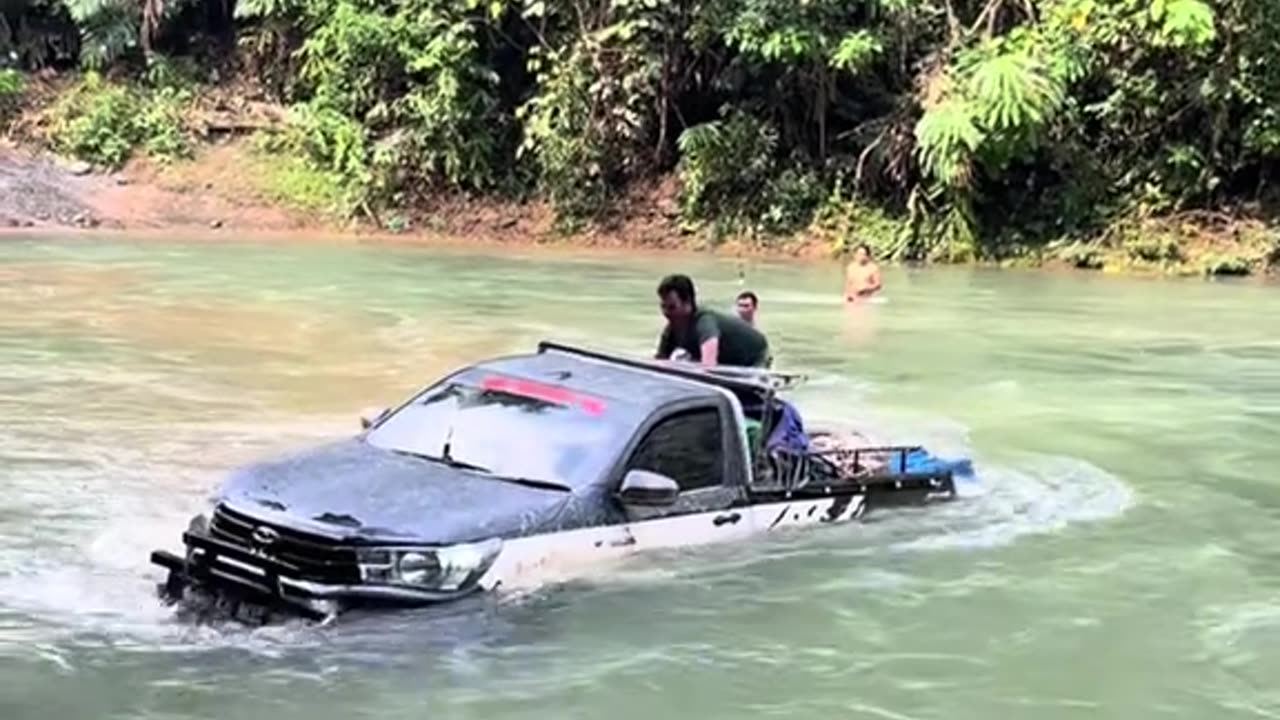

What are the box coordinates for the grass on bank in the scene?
[133,137,353,221]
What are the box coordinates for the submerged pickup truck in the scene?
[150,341,972,624]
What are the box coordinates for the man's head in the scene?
[853,243,873,265]
[657,274,697,323]
[736,290,758,324]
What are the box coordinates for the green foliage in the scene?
[0,70,25,127]
[1123,232,1185,264]
[677,110,778,227]
[62,0,140,68]
[518,41,614,223]
[247,134,352,215]
[253,105,370,215]
[914,99,984,190]
[517,0,665,224]
[0,70,26,98]
[43,71,190,167]
[830,30,884,74]
[676,109,826,239]
[814,190,914,260]
[59,0,194,67]
[1198,252,1253,276]
[237,0,506,219]
[45,72,140,166]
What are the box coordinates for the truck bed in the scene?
[749,424,959,503]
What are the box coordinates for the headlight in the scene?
[356,538,502,592]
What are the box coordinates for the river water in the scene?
[0,234,1276,719]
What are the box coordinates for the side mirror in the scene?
[617,469,679,506]
[359,406,389,430]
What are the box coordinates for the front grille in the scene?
[208,504,361,584]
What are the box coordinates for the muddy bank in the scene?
[0,142,330,235]
[0,141,836,261]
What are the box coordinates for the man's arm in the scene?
[655,326,673,359]
[868,266,882,292]
[695,313,721,366]
[699,337,720,366]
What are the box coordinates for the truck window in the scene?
[626,407,724,492]
[365,378,628,490]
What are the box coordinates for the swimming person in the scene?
[733,289,775,366]
[654,274,770,367]
[843,243,882,302]
[735,290,759,326]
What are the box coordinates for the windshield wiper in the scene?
[390,448,492,474]
[389,449,570,492]
[487,475,572,493]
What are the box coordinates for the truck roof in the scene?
[465,345,731,418]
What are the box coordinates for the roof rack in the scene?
[697,364,808,392]
[536,340,806,394]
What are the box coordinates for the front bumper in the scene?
[150,526,483,623]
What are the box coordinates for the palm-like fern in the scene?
[829,29,884,74]
[911,23,1083,256]
[63,0,136,67]
[914,97,983,189]
[916,43,1069,183]
[1151,0,1216,47]
[60,0,188,67]
[677,109,779,218]
[968,50,1065,131]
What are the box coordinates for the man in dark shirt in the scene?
[654,274,770,367]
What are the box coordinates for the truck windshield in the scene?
[364,375,627,490]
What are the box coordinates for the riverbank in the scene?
[0,138,843,260]
[7,137,1280,279]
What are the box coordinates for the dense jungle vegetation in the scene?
[1,0,1278,273]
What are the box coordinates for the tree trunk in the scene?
[655,29,673,167]
[816,62,828,165]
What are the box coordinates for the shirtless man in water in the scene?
[843,243,882,302]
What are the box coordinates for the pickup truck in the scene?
[150,341,971,624]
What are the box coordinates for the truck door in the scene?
[616,404,756,548]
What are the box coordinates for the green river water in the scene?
[0,234,1277,720]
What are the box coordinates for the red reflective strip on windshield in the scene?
[480,375,607,416]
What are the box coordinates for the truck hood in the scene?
[216,438,578,545]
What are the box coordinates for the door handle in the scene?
[713,512,742,526]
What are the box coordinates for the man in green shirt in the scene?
[654,274,770,367]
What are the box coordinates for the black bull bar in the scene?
[151,529,342,621]
[151,528,483,622]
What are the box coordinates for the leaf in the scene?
[967,51,1065,132]
[829,30,884,74]
[1155,0,1216,47]
[914,98,985,188]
